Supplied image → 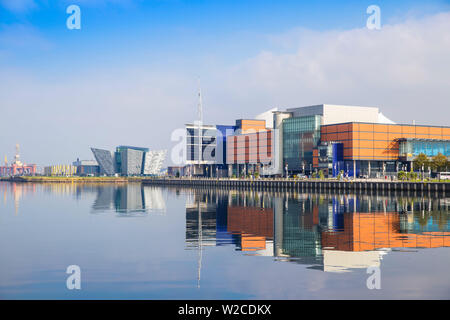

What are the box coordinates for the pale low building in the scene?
[44,164,77,176]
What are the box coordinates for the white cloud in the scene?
[0,11,449,165]
[214,12,450,126]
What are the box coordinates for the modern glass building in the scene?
[115,146,149,176]
[185,123,237,177]
[271,104,387,176]
[91,146,165,176]
[91,148,116,175]
[283,115,322,173]
[186,124,217,165]
[399,138,450,161]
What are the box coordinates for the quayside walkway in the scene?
[142,177,449,195]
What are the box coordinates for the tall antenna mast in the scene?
[197,79,203,167]
[197,196,203,288]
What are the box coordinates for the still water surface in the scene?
[0,182,449,299]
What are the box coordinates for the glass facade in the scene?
[283,115,322,171]
[91,148,116,175]
[399,139,450,159]
[186,126,217,163]
[216,125,236,166]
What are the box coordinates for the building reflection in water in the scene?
[0,182,37,215]
[185,189,450,274]
[0,182,166,216]
[91,184,166,215]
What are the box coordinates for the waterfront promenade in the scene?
[142,177,449,195]
[1,176,448,194]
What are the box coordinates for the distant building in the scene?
[44,165,77,176]
[91,146,167,176]
[143,150,167,175]
[167,166,185,177]
[115,146,148,176]
[91,148,116,175]
[0,144,37,177]
[72,159,100,176]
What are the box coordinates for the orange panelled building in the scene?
[226,130,273,165]
[320,122,450,161]
[226,119,274,176]
[235,119,267,133]
[321,212,450,251]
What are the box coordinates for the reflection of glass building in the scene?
[182,190,449,273]
[185,192,224,248]
[114,183,145,212]
[186,191,238,248]
[91,184,166,214]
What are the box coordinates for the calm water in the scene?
[0,181,449,299]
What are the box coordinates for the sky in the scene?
[0,0,450,166]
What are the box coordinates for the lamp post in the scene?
[285,163,288,179]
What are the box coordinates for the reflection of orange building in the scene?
[322,213,450,251]
[0,182,37,215]
[227,206,273,252]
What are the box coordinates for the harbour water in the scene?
[0,181,449,299]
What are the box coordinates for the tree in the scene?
[413,153,429,171]
[407,171,417,181]
[319,170,325,179]
[431,152,448,172]
[398,171,406,181]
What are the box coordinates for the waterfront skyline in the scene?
[1,0,450,167]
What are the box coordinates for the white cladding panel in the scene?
[322,104,379,125]
[143,150,167,175]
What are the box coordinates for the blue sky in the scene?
[1,0,450,165]
[1,0,448,69]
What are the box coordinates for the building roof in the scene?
[321,122,450,128]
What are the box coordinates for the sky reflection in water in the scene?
[0,182,449,299]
